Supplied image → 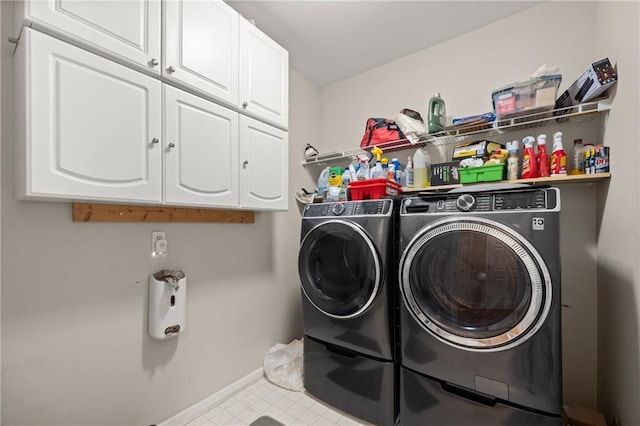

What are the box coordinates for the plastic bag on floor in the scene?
[263,338,304,391]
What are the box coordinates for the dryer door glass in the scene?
[400,218,551,350]
[299,221,380,318]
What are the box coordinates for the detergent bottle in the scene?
[520,136,538,179]
[550,131,568,175]
[317,167,330,197]
[428,93,446,134]
[413,148,427,188]
[370,146,385,178]
[537,134,550,177]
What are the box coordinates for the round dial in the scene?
[456,194,476,211]
[332,203,345,216]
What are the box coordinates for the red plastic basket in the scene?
[348,178,402,200]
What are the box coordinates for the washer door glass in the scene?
[400,217,551,350]
[299,221,380,318]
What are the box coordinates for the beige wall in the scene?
[316,0,638,417]
[0,0,319,422]
[594,2,640,425]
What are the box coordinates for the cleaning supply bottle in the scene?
[571,139,585,175]
[521,136,538,179]
[341,168,352,187]
[370,146,385,178]
[424,148,432,187]
[405,156,414,188]
[550,131,568,175]
[506,141,519,180]
[412,148,427,188]
[428,93,446,134]
[317,167,330,197]
[356,159,369,180]
[537,134,550,177]
[391,158,402,183]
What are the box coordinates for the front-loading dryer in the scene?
[299,199,397,425]
[398,185,562,426]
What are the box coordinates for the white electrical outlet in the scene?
[152,231,167,254]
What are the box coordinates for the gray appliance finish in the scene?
[398,186,562,425]
[299,199,397,426]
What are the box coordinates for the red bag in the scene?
[359,118,406,152]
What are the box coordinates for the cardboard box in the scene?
[563,405,607,426]
[431,161,460,186]
[556,58,617,109]
[452,140,505,161]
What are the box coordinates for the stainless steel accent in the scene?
[168,142,175,149]
[151,138,159,144]
[300,220,381,320]
[8,37,19,44]
[399,215,552,352]
[166,66,175,74]
[242,160,248,168]
[242,101,249,109]
[332,203,345,216]
[456,194,476,211]
[148,58,159,67]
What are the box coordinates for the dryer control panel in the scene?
[303,199,392,217]
[403,188,558,214]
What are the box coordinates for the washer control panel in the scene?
[303,199,392,217]
[402,188,556,214]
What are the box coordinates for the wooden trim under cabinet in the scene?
[72,203,254,223]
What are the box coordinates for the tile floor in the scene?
[185,377,372,426]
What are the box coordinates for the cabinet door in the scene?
[164,85,239,207]
[164,0,239,104]
[15,29,162,203]
[20,0,161,74]
[239,116,289,210]
[239,18,289,128]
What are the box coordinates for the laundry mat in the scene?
[263,339,304,391]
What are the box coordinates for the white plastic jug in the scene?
[413,148,426,188]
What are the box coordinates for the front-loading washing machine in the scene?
[398,185,562,425]
[298,199,397,425]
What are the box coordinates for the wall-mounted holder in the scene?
[149,269,186,340]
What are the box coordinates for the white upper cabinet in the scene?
[163,0,239,105]
[239,116,289,210]
[16,0,162,74]
[164,85,239,207]
[239,17,289,129]
[15,28,162,203]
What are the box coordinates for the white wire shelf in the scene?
[301,99,611,166]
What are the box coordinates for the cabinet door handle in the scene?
[242,101,248,109]
[168,142,176,149]
[148,58,159,67]
[166,66,175,74]
[242,160,248,169]
[151,137,159,144]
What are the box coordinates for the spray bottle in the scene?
[405,156,414,188]
[550,131,568,175]
[521,136,538,179]
[537,134,550,177]
[370,146,385,178]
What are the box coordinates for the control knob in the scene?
[456,194,476,211]
[332,203,345,216]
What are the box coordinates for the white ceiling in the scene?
[226,1,543,87]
